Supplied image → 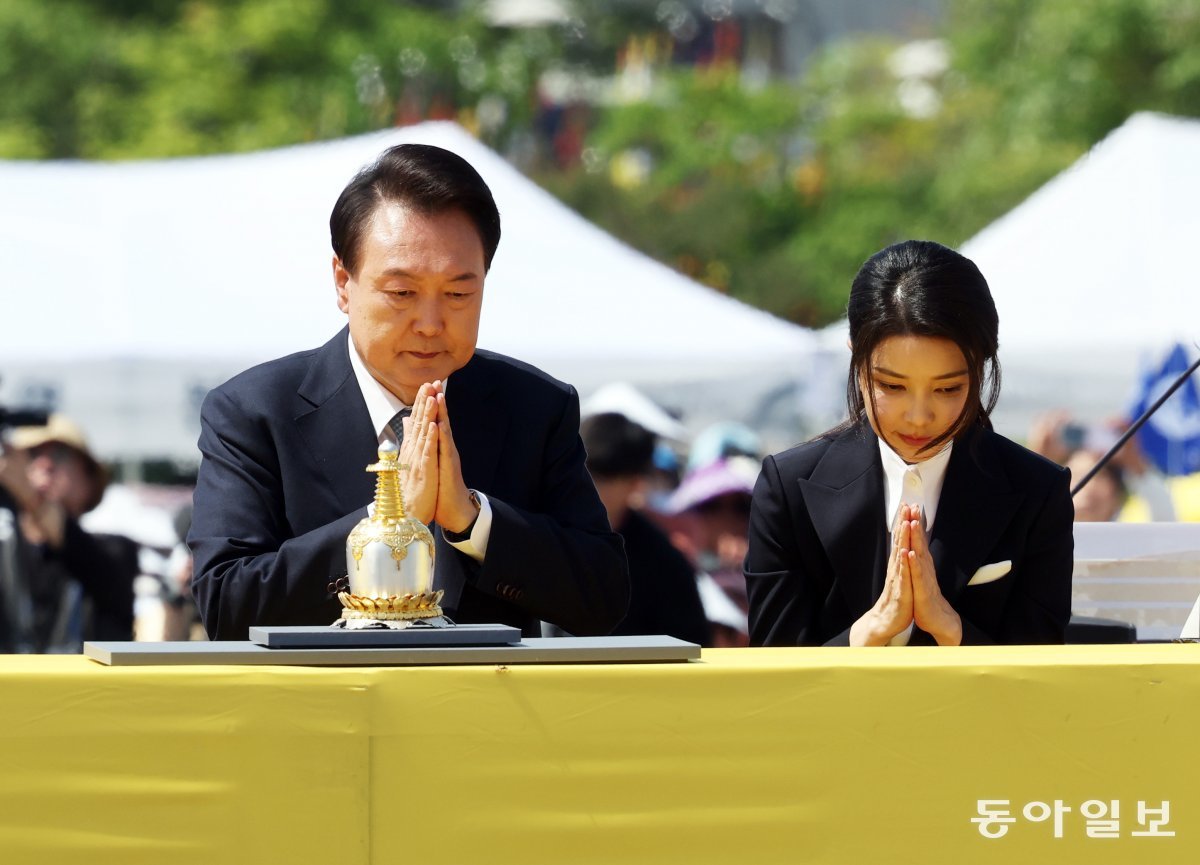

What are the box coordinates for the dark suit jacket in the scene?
[188,328,629,640]
[744,424,1073,646]
[609,508,711,646]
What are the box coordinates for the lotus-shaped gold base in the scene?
[337,589,445,629]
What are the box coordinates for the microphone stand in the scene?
[1071,347,1200,497]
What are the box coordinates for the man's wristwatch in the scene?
[442,489,481,543]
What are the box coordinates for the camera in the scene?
[0,375,52,432]
[1059,422,1088,452]
[0,406,49,429]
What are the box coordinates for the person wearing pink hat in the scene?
[661,456,761,646]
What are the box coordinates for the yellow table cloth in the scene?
[0,645,1195,864]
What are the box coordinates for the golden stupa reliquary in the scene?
[337,440,442,629]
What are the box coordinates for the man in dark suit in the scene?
[188,144,629,640]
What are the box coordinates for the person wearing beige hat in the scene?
[7,414,108,535]
[0,415,134,652]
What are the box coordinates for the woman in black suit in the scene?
[745,240,1073,646]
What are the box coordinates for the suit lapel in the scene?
[798,428,889,617]
[290,340,507,521]
[928,428,1024,600]
[294,328,377,515]
[445,352,504,493]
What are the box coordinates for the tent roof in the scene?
[956,112,1200,434]
[960,112,1200,355]
[804,113,1200,438]
[0,122,813,387]
[0,123,821,460]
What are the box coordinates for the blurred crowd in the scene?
[1026,410,1183,523]
[574,407,760,648]
[3,393,1199,653]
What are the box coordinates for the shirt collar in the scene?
[877,434,953,534]
[347,332,409,443]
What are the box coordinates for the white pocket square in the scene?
[967,560,1011,586]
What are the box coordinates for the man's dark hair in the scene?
[838,239,1002,456]
[581,413,656,480]
[330,143,502,275]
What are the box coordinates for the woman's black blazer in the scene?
[744,424,1074,646]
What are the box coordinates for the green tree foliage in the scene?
[540,67,822,317]
[0,0,562,158]
[541,0,1200,326]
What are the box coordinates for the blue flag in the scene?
[1129,343,1200,476]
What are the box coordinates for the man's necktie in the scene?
[388,407,412,445]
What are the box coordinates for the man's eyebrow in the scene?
[376,268,479,281]
[873,366,968,380]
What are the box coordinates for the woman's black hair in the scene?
[836,239,1001,455]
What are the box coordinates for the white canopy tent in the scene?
[0,123,819,461]
[813,112,1200,441]
[960,111,1200,437]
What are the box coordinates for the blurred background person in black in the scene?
[0,415,135,652]
[0,444,36,652]
[579,412,710,646]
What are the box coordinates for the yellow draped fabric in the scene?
[0,646,1196,864]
